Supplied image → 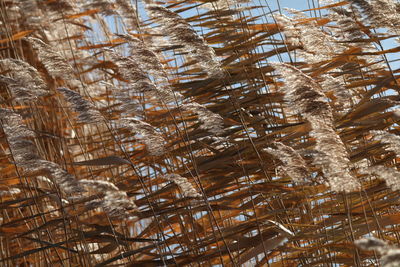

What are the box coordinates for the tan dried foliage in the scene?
[2,0,400,266]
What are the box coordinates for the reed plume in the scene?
[360,165,400,191]
[264,142,310,183]
[57,87,103,123]
[0,108,82,195]
[356,237,400,267]
[275,11,344,63]
[350,0,400,30]
[182,102,225,135]
[0,58,48,100]
[371,130,400,156]
[79,179,138,219]
[164,173,202,198]
[145,4,224,78]
[272,63,360,192]
[119,117,165,156]
[27,37,75,80]
[106,49,175,102]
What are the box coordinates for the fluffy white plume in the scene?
[146,4,224,78]
[272,63,360,192]
[164,174,202,198]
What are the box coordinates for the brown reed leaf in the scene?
[72,155,131,166]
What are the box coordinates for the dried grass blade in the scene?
[72,156,131,166]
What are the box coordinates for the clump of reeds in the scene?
[4,0,400,265]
